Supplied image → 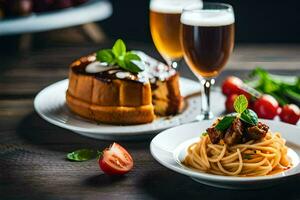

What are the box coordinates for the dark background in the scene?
[1,0,300,54]
[101,0,300,43]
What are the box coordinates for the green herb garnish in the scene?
[240,109,258,125]
[248,67,300,106]
[215,116,236,131]
[67,149,100,162]
[234,95,248,114]
[112,38,126,57]
[96,39,145,73]
[234,95,258,126]
[216,95,258,130]
[243,154,252,159]
[97,49,115,64]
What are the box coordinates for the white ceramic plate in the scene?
[150,120,300,189]
[34,78,226,140]
[0,0,112,36]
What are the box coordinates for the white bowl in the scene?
[150,120,300,189]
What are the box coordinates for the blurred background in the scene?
[1,0,300,54]
[103,0,300,43]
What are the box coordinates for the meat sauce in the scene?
[207,118,269,146]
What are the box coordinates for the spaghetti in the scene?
[183,132,291,176]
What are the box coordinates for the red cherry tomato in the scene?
[279,104,300,125]
[248,98,255,110]
[225,94,239,113]
[239,89,252,101]
[253,95,279,119]
[99,143,133,175]
[222,76,243,96]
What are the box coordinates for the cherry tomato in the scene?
[248,98,255,110]
[279,104,300,125]
[239,89,252,101]
[99,143,133,175]
[253,94,279,119]
[222,76,243,96]
[225,94,239,113]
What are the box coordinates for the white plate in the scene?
[150,120,300,189]
[34,78,226,140]
[0,0,112,36]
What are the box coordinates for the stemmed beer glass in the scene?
[149,0,202,68]
[180,3,235,120]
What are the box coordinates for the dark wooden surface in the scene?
[0,42,300,200]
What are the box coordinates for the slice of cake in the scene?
[66,40,183,125]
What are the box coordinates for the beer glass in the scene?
[180,3,235,120]
[149,0,202,68]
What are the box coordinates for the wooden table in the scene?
[0,43,299,200]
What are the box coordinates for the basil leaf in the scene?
[96,49,115,63]
[67,149,98,162]
[234,95,248,114]
[240,109,258,125]
[215,116,235,132]
[112,39,126,57]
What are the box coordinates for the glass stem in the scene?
[200,78,214,120]
[165,57,179,69]
[170,60,178,69]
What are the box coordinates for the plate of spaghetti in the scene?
[150,95,300,189]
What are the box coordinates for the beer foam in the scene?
[181,10,234,27]
[150,0,203,14]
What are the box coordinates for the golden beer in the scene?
[150,0,202,64]
[150,11,182,60]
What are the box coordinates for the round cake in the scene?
[66,51,183,125]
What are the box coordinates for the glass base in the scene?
[196,112,214,121]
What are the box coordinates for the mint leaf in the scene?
[67,149,98,162]
[124,60,145,73]
[215,116,235,132]
[125,52,141,61]
[120,52,144,73]
[116,58,126,68]
[96,49,115,63]
[234,95,248,114]
[112,39,126,57]
[240,109,258,125]
[95,39,145,73]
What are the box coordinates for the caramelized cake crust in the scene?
[66,52,183,124]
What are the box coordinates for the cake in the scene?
[66,51,183,125]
